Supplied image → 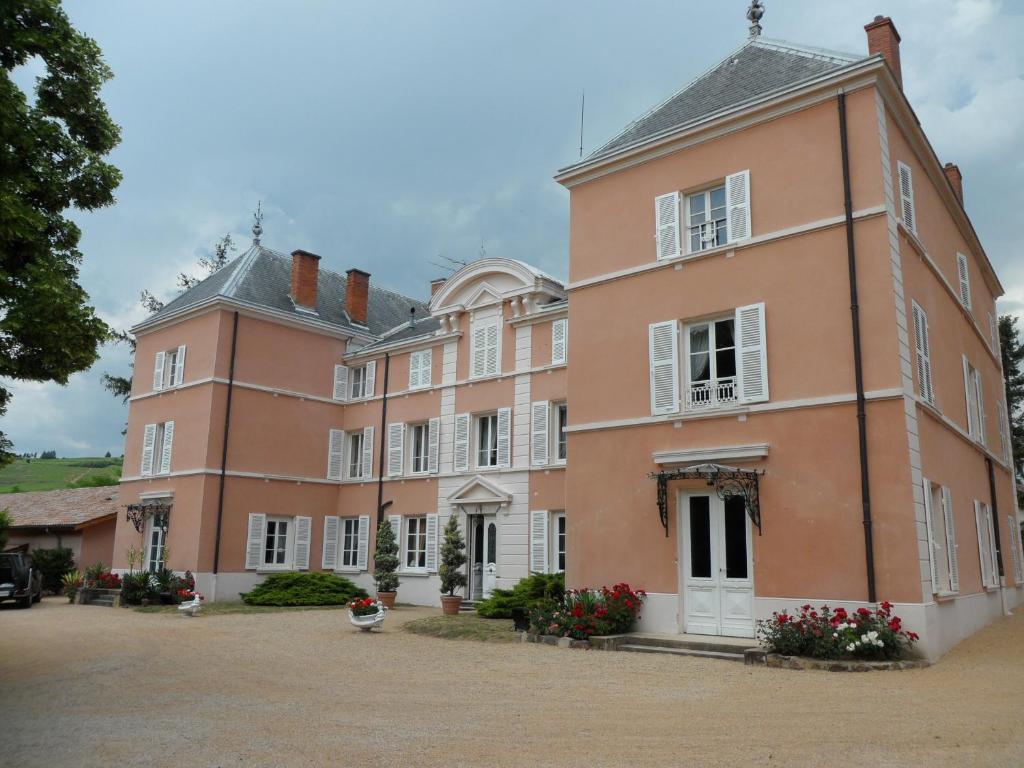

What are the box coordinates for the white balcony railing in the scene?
[687,377,737,410]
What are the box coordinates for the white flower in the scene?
[877,640,884,647]
[867,630,879,641]
[847,643,856,652]
[855,640,862,646]
[861,634,869,643]
[833,632,838,638]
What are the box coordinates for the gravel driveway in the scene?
[2,598,1023,767]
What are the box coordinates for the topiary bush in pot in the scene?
[373,518,400,608]
[438,516,467,615]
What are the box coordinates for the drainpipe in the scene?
[838,92,877,604]
[376,354,391,524]
[211,310,240,599]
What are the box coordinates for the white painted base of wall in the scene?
[196,570,447,607]
[633,587,1024,661]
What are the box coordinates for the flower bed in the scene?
[757,602,919,662]
[528,583,646,640]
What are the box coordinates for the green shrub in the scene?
[476,572,564,619]
[68,459,119,469]
[71,474,118,488]
[373,519,399,594]
[241,572,368,606]
[31,547,76,594]
[121,571,158,605]
[62,570,83,603]
[438,516,467,597]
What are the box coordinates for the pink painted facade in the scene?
[112,15,1020,659]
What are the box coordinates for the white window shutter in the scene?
[410,349,432,389]
[361,426,374,478]
[327,429,345,481]
[998,401,1010,464]
[388,514,403,564]
[963,356,976,437]
[725,170,751,243]
[911,301,934,404]
[453,413,470,472]
[245,513,266,570]
[976,501,992,588]
[648,321,680,415]
[974,370,986,444]
[486,324,500,376]
[531,401,550,466]
[333,365,349,401]
[363,360,376,399]
[159,421,174,475]
[654,192,680,260]
[551,319,567,365]
[736,303,769,403]
[496,407,512,468]
[173,345,186,386]
[530,511,549,573]
[956,253,972,311]
[293,516,312,570]
[140,424,156,477]
[922,478,939,594]
[422,348,433,387]
[357,515,370,570]
[897,161,915,232]
[471,326,486,378]
[427,416,440,474]
[986,504,999,587]
[322,516,340,570]
[387,422,405,477]
[153,351,165,391]
[425,513,439,572]
[989,312,999,355]
[1007,515,1023,585]
[941,487,959,593]
[408,352,419,390]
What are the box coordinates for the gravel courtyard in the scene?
[2,598,1023,767]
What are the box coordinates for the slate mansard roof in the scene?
[140,245,429,338]
[586,38,864,163]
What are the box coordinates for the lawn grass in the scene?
[402,613,519,643]
[133,602,346,615]
[0,457,122,494]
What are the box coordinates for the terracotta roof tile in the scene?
[0,487,120,529]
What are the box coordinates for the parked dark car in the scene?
[0,552,43,608]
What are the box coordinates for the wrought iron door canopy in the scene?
[649,462,763,537]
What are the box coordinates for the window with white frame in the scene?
[975,501,999,589]
[405,516,427,569]
[347,432,365,479]
[686,185,727,253]
[350,365,368,399]
[922,479,958,595]
[145,510,169,573]
[963,358,985,444]
[263,517,292,569]
[556,403,567,462]
[409,422,429,474]
[997,400,1011,465]
[686,317,738,409]
[476,413,499,468]
[553,512,566,572]
[340,518,360,568]
[409,349,432,390]
[470,322,500,378]
[141,421,174,477]
[153,345,186,391]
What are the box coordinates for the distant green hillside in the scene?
[0,457,123,494]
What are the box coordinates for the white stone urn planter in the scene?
[348,602,387,632]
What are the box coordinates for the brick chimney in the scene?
[346,269,370,326]
[865,15,902,89]
[943,163,964,205]
[290,249,321,309]
[430,278,446,298]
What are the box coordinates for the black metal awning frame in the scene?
[125,501,172,533]
[649,463,763,538]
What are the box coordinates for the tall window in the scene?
[925,482,955,594]
[146,511,168,573]
[406,517,427,569]
[410,423,429,474]
[347,432,364,479]
[556,404,568,461]
[264,518,290,568]
[152,423,167,473]
[686,318,737,409]
[686,185,726,253]
[476,413,499,468]
[350,365,368,399]
[340,518,360,568]
[964,358,985,443]
[555,512,566,572]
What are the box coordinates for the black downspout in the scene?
[838,92,877,604]
[375,353,391,525]
[212,310,240,577]
[986,457,1005,578]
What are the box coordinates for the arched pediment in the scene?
[429,258,564,315]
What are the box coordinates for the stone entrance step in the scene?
[619,644,745,662]
[458,600,479,613]
[594,632,756,663]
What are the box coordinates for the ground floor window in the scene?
[976,501,999,588]
[554,512,566,572]
[264,517,291,569]
[340,518,359,568]
[406,516,427,569]
[145,511,168,573]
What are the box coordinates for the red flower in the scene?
[856,607,871,617]
[888,618,902,632]
[571,605,584,618]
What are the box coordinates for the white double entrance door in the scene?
[468,514,497,601]
[678,493,755,638]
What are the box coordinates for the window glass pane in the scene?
[688,193,705,224]
[690,231,701,254]
[714,320,734,349]
[709,185,726,211]
[486,523,497,563]
[716,350,737,379]
[723,496,748,579]
[557,405,567,460]
[689,497,711,578]
[473,522,484,566]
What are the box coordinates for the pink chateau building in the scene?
[115,13,1021,660]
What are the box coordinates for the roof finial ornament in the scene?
[746,0,765,39]
[252,201,264,245]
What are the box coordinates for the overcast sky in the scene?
[4,0,1023,457]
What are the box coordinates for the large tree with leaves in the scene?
[1,1,121,467]
[999,315,1024,479]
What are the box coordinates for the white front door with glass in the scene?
[469,515,497,600]
[679,493,754,637]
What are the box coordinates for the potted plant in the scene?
[438,515,467,616]
[347,596,386,631]
[373,518,400,609]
